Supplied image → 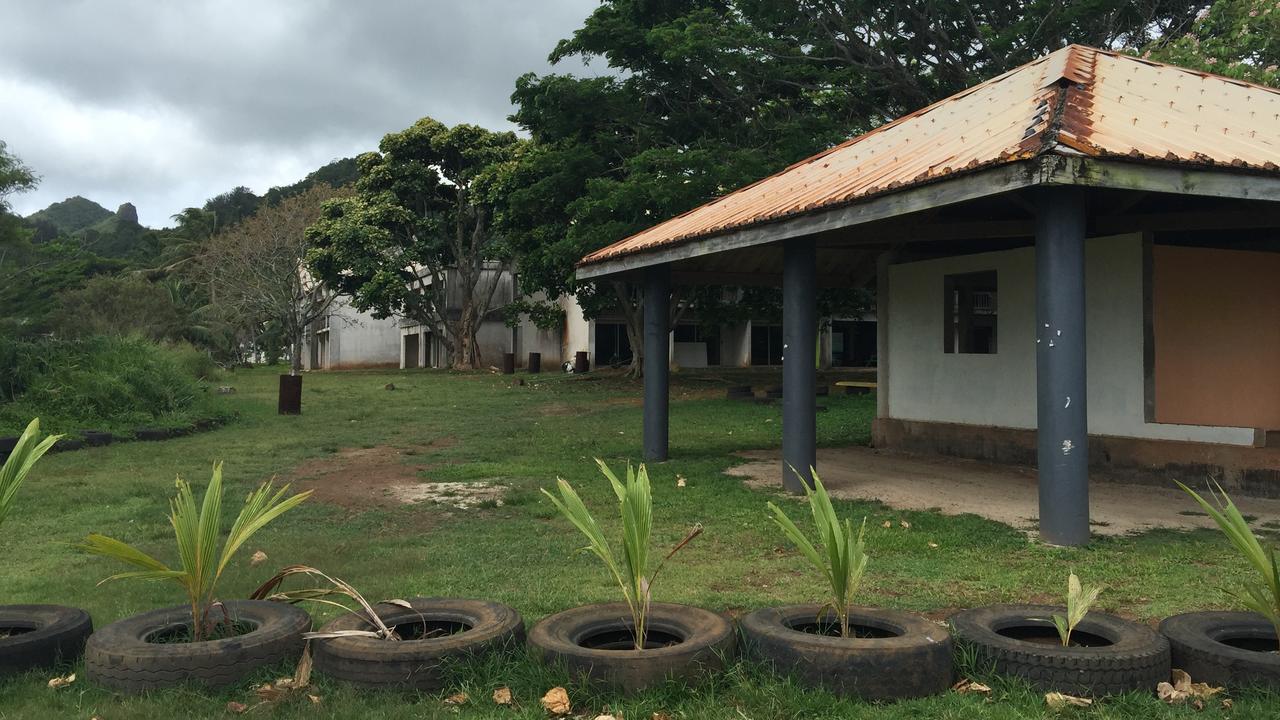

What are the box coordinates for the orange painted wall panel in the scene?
[1154,245,1280,429]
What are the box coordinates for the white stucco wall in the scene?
[887,234,1255,446]
[306,297,401,369]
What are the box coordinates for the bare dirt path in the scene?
[727,446,1280,537]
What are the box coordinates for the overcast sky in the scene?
[0,0,600,227]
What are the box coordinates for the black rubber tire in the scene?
[84,600,310,693]
[133,428,172,442]
[0,605,93,676]
[950,604,1170,696]
[1160,611,1280,689]
[312,598,524,690]
[80,430,113,447]
[741,604,953,701]
[528,602,735,693]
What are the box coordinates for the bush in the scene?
[0,334,230,436]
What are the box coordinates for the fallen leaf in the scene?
[307,694,322,705]
[676,476,686,488]
[541,687,571,715]
[249,550,268,566]
[653,713,674,720]
[493,686,513,705]
[1045,692,1092,709]
[1157,669,1223,705]
[593,715,619,720]
[1222,699,1234,709]
[928,542,939,549]
[899,520,911,529]
[952,678,992,695]
[47,673,75,689]
[445,692,469,705]
[226,701,250,714]
[882,520,892,529]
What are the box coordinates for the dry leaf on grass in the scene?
[1044,692,1092,709]
[541,686,571,715]
[254,644,314,704]
[493,686,513,705]
[307,694,322,705]
[226,701,250,714]
[899,520,911,529]
[593,715,619,720]
[444,692,470,705]
[653,713,675,720]
[927,542,939,548]
[47,673,75,689]
[882,520,892,529]
[1157,669,1224,705]
[676,475,686,488]
[249,550,268,566]
[952,678,992,695]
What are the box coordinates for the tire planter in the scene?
[726,385,754,400]
[80,430,113,447]
[741,604,953,701]
[52,437,85,452]
[133,427,174,442]
[0,605,93,677]
[1160,611,1279,689]
[85,600,310,693]
[312,598,524,690]
[950,604,1170,696]
[528,602,735,692]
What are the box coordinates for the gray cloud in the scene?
[0,0,599,226]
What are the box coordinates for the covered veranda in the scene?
[575,45,1280,546]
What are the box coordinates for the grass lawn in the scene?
[1,366,1275,718]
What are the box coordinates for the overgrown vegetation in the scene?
[0,334,228,436]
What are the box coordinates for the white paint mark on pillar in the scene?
[1064,396,1071,408]
[1061,439,1074,454]
[1056,330,1062,336]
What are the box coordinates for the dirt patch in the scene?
[538,402,580,417]
[728,446,1280,537]
[284,438,503,510]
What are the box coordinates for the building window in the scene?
[750,324,784,365]
[943,271,997,354]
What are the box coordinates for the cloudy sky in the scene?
[0,0,600,227]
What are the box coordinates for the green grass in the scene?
[1,366,1276,718]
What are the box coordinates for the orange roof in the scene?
[580,45,1280,267]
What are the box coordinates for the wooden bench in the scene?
[834,380,877,395]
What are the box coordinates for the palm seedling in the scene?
[77,463,311,641]
[251,564,404,641]
[0,418,61,531]
[1051,572,1103,647]
[1178,480,1280,649]
[542,459,702,650]
[766,468,868,638]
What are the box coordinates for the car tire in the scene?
[1160,611,1279,689]
[0,605,93,676]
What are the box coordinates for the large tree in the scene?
[306,118,521,370]
[201,184,346,375]
[0,140,38,278]
[1143,0,1279,87]
[497,0,1200,372]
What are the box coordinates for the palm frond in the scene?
[0,418,62,530]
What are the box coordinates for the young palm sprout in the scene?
[767,468,868,638]
[0,418,61,531]
[1178,480,1280,648]
[542,459,702,650]
[77,463,311,641]
[251,565,405,641]
[1051,572,1103,647]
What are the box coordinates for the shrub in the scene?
[0,334,228,436]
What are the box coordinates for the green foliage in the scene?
[77,463,311,641]
[262,157,359,207]
[24,195,112,235]
[767,469,868,638]
[1178,481,1280,644]
[542,460,701,649]
[1144,0,1279,87]
[0,418,61,531]
[50,274,185,340]
[501,298,566,331]
[1051,572,1103,647]
[0,334,226,436]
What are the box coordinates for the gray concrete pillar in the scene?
[782,239,817,492]
[643,265,670,462]
[1035,187,1090,546]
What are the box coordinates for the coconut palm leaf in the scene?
[0,418,62,530]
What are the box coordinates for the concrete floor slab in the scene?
[727,446,1280,537]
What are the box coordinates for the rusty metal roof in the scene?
[580,44,1280,267]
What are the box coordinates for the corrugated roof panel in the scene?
[580,45,1280,267]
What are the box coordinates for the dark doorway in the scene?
[750,324,783,365]
[404,333,420,369]
[831,320,878,367]
[594,323,633,367]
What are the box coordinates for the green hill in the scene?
[27,195,113,234]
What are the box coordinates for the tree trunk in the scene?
[290,338,302,376]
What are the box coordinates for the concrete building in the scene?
[301,295,400,370]
[575,45,1280,545]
